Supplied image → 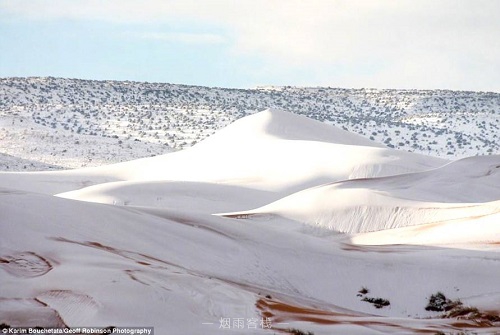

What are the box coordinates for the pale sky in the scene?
[1,0,499,91]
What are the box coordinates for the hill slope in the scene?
[1,77,499,170]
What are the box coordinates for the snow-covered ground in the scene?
[1,109,499,334]
[1,77,499,171]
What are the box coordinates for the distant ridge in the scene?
[1,77,499,171]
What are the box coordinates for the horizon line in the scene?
[2,76,499,94]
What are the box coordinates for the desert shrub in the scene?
[357,287,390,308]
[287,328,314,335]
[426,292,461,312]
[427,291,500,326]
[358,286,369,295]
[362,297,390,309]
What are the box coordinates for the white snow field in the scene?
[1,109,499,334]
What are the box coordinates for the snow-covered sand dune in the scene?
[54,109,448,216]
[1,109,499,334]
[0,109,446,196]
[221,155,500,234]
[2,187,499,334]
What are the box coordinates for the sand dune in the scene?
[1,109,499,334]
[0,109,446,196]
[220,154,500,234]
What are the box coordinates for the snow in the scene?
[220,154,500,233]
[1,109,499,334]
[1,77,499,171]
